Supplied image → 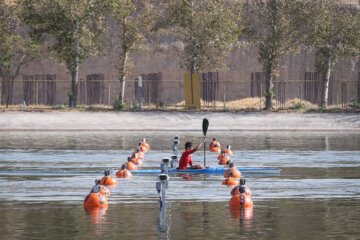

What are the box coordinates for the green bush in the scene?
[288,102,305,111]
[113,97,126,110]
[349,98,360,109]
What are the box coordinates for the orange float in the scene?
[116,169,133,178]
[132,143,145,158]
[224,167,241,178]
[222,177,239,186]
[217,152,226,160]
[229,193,253,208]
[84,192,109,208]
[100,170,118,186]
[131,157,143,166]
[224,145,233,156]
[90,179,111,196]
[218,156,232,167]
[141,138,150,152]
[209,138,221,153]
[231,185,252,196]
[127,162,137,170]
[231,178,252,196]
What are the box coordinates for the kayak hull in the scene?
[130,167,280,175]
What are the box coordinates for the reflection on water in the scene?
[0,131,359,239]
[0,200,359,239]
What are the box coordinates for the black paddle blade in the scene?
[202,118,209,136]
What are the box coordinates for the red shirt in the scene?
[178,149,196,169]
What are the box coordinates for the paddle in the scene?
[202,118,209,167]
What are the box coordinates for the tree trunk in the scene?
[118,17,128,104]
[264,62,274,110]
[320,54,333,108]
[69,39,79,108]
[119,50,128,103]
[5,54,26,108]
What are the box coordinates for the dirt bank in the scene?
[0,112,359,132]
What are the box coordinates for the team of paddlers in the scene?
[84,137,253,212]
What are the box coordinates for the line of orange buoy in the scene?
[83,138,150,213]
[209,138,254,219]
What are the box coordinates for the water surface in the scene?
[0,131,359,239]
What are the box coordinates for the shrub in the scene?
[113,97,126,110]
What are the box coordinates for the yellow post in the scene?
[184,73,201,110]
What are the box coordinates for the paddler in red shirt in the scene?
[178,140,206,170]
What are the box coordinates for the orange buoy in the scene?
[229,193,253,208]
[231,185,252,196]
[209,138,221,153]
[224,167,241,178]
[100,176,118,186]
[90,179,111,196]
[123,158,137,170]
[224,145,233,156]
[222,177,239,186]
[84,192,108,208]
[142,138,150,151]
[231,178,252,196]
[218,157,232,167]
[132,143,146,157]
[116,169,133,178]
[217,152,226,160]
[209,138,221,149]
[100,170,118,186]
[137,151,144,160]
[131,157,143,166]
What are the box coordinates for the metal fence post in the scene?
[35,81,39,105]
[260,80,263,109]
[108,81,111,108]
[223,81,226,109]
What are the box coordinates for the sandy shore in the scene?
[0,111,359,132]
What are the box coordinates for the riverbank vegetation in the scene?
[2,97,359,113]
[1,0,360,110]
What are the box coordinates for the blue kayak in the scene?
[130,167,280,175]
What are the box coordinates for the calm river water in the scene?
[0,131,359,239]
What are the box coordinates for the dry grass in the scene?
[1,98,358,113]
